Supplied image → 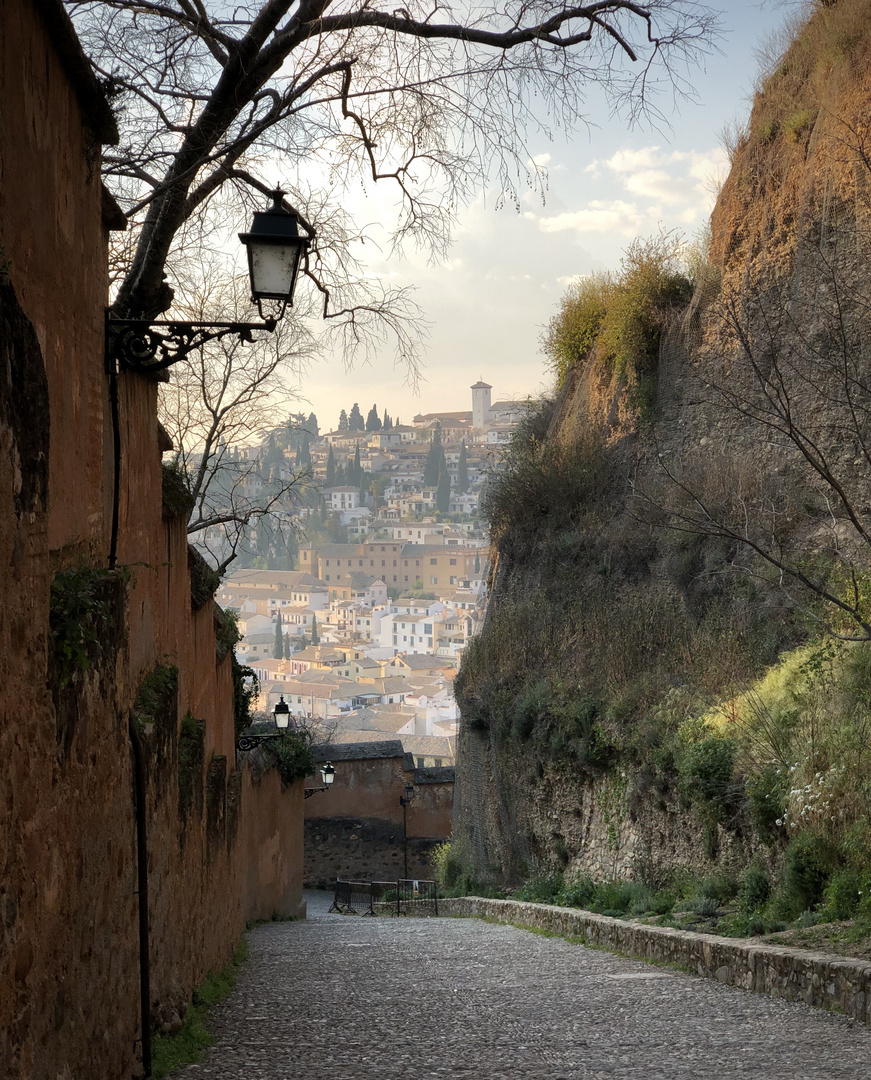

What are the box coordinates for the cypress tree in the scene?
[348,403,364,431]
[456,441,469,494]
[310,613,319,645]
[424,424,444,486]
[273,613,284,659]
[436,465,451,514]
[352,444,361,486]
[325,446,336,486]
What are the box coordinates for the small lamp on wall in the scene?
[305,761,336,799]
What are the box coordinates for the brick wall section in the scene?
[304,743,453,885]
[439,898,871,1026]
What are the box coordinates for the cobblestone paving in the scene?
[179,891,871,1079]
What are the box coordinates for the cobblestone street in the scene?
[179,892,871,1080]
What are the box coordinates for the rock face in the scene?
[454,1,871,886]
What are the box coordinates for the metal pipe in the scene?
[129,717,152,1077]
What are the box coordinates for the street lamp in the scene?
[305,760,336,799]
[236,694,293,752]
[106,189,311,376]
[239,190,309,320]
[400,782,415,880]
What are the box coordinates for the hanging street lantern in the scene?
[106,190,313,376]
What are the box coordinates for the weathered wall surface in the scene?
[0,4,305,1078]
[456,726,742,887]
[304,744,453,885]
[242,761,306,921]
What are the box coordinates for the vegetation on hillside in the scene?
[540,231,693,413]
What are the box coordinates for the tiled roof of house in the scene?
[311,740,404,761]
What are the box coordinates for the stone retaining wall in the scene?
[438,897,871,1025]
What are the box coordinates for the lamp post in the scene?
[399,781,415,880]
[304,761,335,799]
[106,190,311,376]
[235,694,292,752]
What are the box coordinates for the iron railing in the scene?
[330,878,438,917]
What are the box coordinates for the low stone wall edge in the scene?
[437,897,871,1025]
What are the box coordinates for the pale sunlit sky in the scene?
[292,1,795,433]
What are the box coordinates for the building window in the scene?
[430,576,437,585]
[449,558,456,566]
[430,558,437,565]
[404,576,408,583]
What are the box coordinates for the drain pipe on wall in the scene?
[129,716,152,1077]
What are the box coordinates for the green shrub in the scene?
[587,880,634,915]
[431,841,463,889]
[646,890,676,916]
[515,870,564,904]
[511,681,550,742]
[49,566,127,686]
[679,736,736,805]
[738,863,772,913]
[556,876,597,910]
[747,764,788,846]
[541,273,612,386]
[697,872,738,902]
[781,832,839,916]
[822,867,865,921]
[783,107,815,142]
[269,731,315,785]
[758,117,780,143]
[675,895,720,916]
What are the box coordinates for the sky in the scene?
[291,1,795,433]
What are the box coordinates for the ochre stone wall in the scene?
[0,4,305,1078]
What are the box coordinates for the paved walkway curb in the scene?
[438,896,871,1025]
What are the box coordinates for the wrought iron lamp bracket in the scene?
[304,786,328,799]
[236,732,284,753]
[106,315,278,376]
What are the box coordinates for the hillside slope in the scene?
[453,0,871,926]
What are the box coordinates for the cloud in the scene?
[603,146,664,173]
[538,200,645,236]
[535,143,724,240]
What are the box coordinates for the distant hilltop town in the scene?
[211,378,528,769]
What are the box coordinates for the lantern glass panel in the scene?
[247,240,303,301]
